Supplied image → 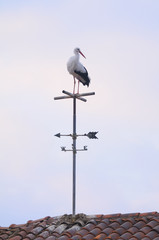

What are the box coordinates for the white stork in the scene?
[67,48,90,94]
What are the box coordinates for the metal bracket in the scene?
[61,146,88,152]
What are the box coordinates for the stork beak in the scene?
[79,50,86,59]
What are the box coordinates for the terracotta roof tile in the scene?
[31,226,43,235]
[54,224,68,234]
[47,225,56,233]
[83,223,96,232]
[141,226,151,234]
[102,227,114,236]
[146,230,159,238]
[0,234,8,239]
[33,237,44,240]
[21,226,34,234]
[142,238,151,240]
[121,221,133,229]
[81,233,95,240]
[127,226,138,235]
[96,222,107,230]
[94,233,107,239]
[133,231,145,238]
[115,227,125,235]
[10,237,22,240]
[18,230,27,238]
[154,225,159,233]
[71,236,82,240]
[109,222,120,230]
[86,220,97,226]
[51,232,60,238]
[75,228,89,237]
[101,218,110,225]
[108,232,120,239]
[134,220,146,229]
[1,212,159,239]
[58,236,69,240]
[25,233,35,240]
[120,232,133,239]
[147,220,158,228]
[64,225,80,237]
[45,237,56,240]
[39,230,50,238]
[90,227,101,236]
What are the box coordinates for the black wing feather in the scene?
[74,67,90,86]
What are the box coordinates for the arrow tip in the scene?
[55,133,61,138]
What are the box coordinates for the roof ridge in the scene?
[101,211,159,220]
[1,212,159,240]
[1,212,159,229]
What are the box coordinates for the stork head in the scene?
[74,48,86,58]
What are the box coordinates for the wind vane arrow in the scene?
[55,132,98,139]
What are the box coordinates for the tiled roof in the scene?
[1,212,159,239]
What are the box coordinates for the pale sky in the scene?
[0,0,159,226]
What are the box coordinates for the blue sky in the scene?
[0,0,159,226]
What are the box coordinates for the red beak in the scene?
[79,50,86,59]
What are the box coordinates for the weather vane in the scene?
[54,48,98,216]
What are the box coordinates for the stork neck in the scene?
[74,52,80,59]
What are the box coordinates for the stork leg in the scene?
[77,80,80,94]
[73,77,76,94]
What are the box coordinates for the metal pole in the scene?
[54,90,96,216]
[72,96,76,215]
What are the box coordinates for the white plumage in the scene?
[67,48,90,93]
